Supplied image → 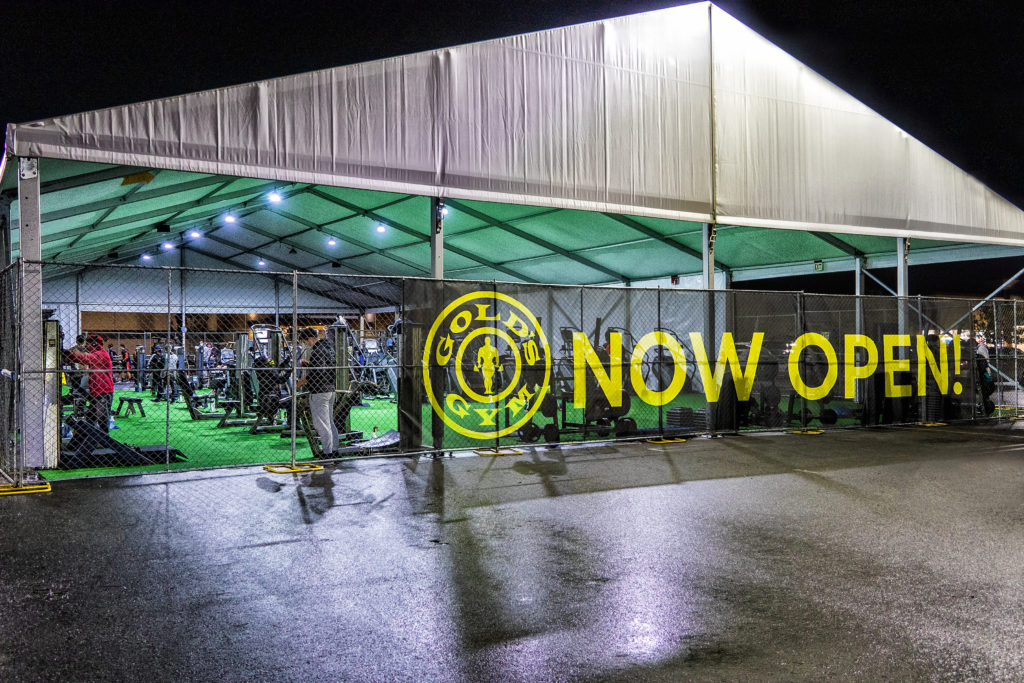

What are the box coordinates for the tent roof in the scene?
[2,158,1017,286]
[3,2,1023,284]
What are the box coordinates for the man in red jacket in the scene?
[65,334,115,433]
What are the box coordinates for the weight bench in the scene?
[116,396,146,417]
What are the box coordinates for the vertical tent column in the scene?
[18,157,46,468]
[896,238,909,298]
[701,223,716,291]
[854,257,865,403]
[430,197,444,279]
[896,237,910,422]
[702,222,717,434]
[429,198,445,451]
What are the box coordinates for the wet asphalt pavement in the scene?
[2,424,1024,681]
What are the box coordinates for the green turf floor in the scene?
[41,388,400,480]
[41,386,857,480]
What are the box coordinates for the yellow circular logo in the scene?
[423,291,551,439]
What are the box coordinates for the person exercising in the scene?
[473,336,503,396]
[64,334,114,434]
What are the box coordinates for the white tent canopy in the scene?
[8,2,1024,247]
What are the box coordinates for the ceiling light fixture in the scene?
[376,224,387,233]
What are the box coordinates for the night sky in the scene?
[2,0,1022,297]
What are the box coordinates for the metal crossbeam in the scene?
[1,165,149,200]
[52,171,166,259]
[602,213,720,268]
[266,209,429,275]
[447,199,629,284]
[179,244,387,310]
[810,232,864,257]
[308,189,538,283]
[37,174,229,225]
[35,179,289,245]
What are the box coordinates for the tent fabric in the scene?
[6,2,1024,246]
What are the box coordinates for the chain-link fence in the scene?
[0,262,19,485]
[7,258,1022,481]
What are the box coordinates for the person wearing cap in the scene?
[64,335,115,434]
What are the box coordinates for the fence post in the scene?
[969,301,976,421]
[797,292,807,431]
[657,287,663,438]
[14,260,24,486]
[165,268,172,468]
[994,300,1000,423]
[917,295,925,423]
[290,271,298,467]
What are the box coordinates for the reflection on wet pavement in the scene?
[3,424,1024,680]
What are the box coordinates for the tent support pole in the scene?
[18,157,45,469]
[896,237,909,298]
[430,197,444,279]
[702,222,717,290]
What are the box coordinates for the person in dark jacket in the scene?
[297,328,338,456]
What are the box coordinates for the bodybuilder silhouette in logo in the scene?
[474,336,503,395]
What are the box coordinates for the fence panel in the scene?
[13,257,1021,480]
[0,262,19,484]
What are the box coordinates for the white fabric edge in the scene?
[13,144,716,224]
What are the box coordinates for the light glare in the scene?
[224,214,237,224]
[376,224,386,233]
[141,254,152,261]
[268,191,282,203]
[189,230,201,238]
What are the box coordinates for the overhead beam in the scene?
[266,208,429,275]
[1,165,149,200]
[191,237,397,309]
[810,231,864,258]
[308,189,539,283]
[602,213,725,269]
[52,171,163,259]
[36,173,229,225]
[33,179,291,246]
[179,245,386,310]
[446,198,630,284]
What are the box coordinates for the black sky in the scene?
[2,0,1022,296]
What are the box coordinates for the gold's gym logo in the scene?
[423,292,550,439]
